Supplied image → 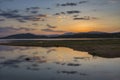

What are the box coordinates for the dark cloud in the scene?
[26,7,40,11]
[0,9,19,14]
[16,15,43,22]
[9,10,19,13]
[57,2,77,7]
[54,12,66,16]
[73,16,98,20]
[46,8,51,10]
[67,10,80,14]
[16,19,26,23]
[73,15,79,17]
[54,11,80,16]
[21,14,47,21]
[46,24,56,28]
[37,14,47,17]
[74,17,89,20]
[54,13,60,15]
[17,27,35,31]
[30,7,40,10]
[30,11,38,14]
[0,11,21,18]
[41,28,65,32]
[0,10,47,22]
[61,12,66,14]
[56,1,88,7]
[79,1,88,4]
[25,7,40,14]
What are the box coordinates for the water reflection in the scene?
[0,46,120,80]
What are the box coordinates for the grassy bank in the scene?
[0,39,120,58]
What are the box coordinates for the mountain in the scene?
[63,32,75,35]
[56,31,120,38]
[0,32,120,39]
[85,31,107,34]
[1,33,47,39]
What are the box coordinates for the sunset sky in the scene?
[0,0,120,37]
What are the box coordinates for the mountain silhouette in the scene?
[1,31,120,39]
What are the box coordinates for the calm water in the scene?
[0,45,120,80]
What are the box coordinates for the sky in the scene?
[0,0,120,37]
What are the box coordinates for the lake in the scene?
[0,45,120,80]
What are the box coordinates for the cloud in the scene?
[41,28,65,32]
[16,19,26,23]
[57,2,77,7]
[26,7,40,11]
[56,1,88,7]
[73,16,98,20]
[79,1,88,4]
[0,9,47,22]
[25,7,40,14]
[22,14,46,21]
[54,13,60,15]
[54,10,80,16]
[30,7,40,10]
[46,24,56,28]
[0,9,19,14]
[0,11,21,18]
[54,12,66,16]
[0,19,5,21]
[46,8,51,10]
[17,27,35,31]
[73,15,79,17]
[30,11,38,14]
[67,10,80,14]
[74,17,89,20]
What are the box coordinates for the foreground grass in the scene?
[0,39,120,58]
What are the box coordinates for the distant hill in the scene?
[1,33,47,39]
[84,31,107,34]
[56,32,120,38]
[0,32,120,39]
